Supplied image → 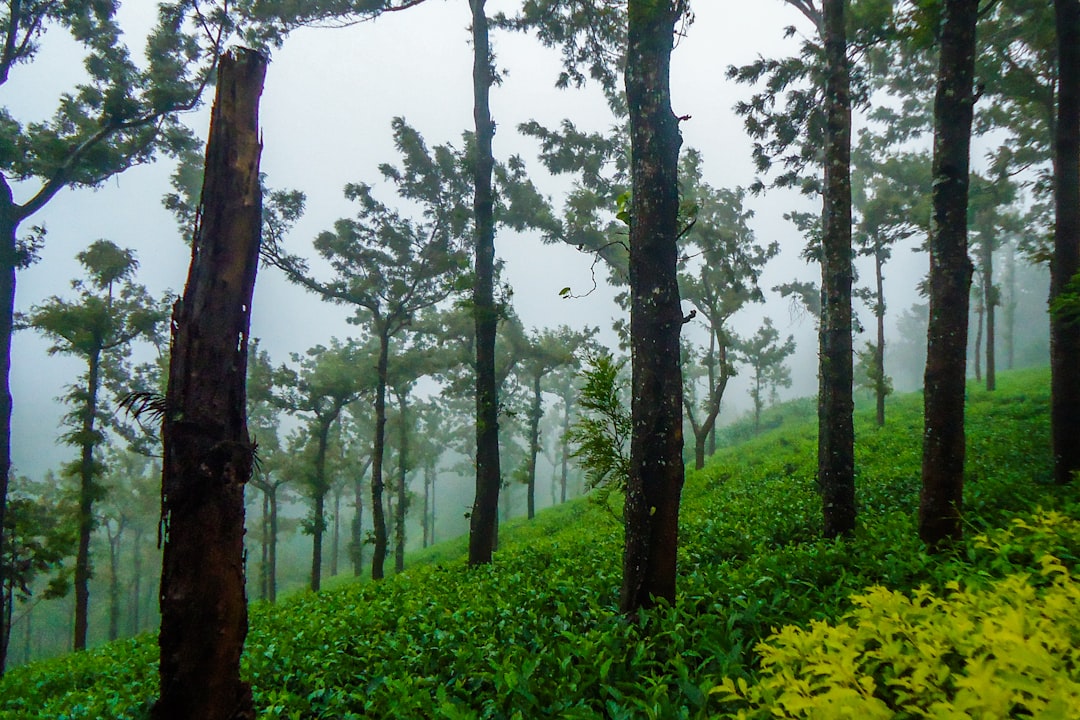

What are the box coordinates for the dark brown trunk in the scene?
[1053,0,1080,485]
[73,348,101,651]
[0,203,12,675]
[919,0,978,550]
[621,0,685,615]
[983,238,996,391]
[527,374,542,519]
[874,245,886,427]
[152,48,264,720]
[469,0,501,566]
[351,477,364,576]
[309,417,331,592]
[973,296,983,382]
[395,392,407,573]
[819,0,856,539]
[371,332,389,579]
[331,487,341,577]
[691,333,730,469]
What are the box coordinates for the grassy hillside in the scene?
[2,367,1077,719]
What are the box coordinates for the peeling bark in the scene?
[152,48,265,720]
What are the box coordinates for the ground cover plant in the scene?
[0,367,1075,719]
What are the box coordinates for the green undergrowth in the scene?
[2,367,1076,719]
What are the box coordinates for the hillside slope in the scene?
[1,367,1077,719]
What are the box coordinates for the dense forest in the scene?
[0,0,1078,717]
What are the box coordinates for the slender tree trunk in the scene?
[371,333,390,579]
[560,396,571,503]
[621,0,685,615]
[131,527,142,634]
[1052,0,1080,485]
[973,295,983,382]
[268,489,278,602]
[107,523,121,642]
[919,0,978,549]
[310,419,331,592]
[469,0,502,566]
[692,336,729,469]
[351,478,364,577]
[819,0,856,539]
[259,490,269,600]
[1004,239,1017,370]
[983,237,996,391]
[395,392,408,573]
[874,244,886,427]
[527,374,542,519]
[422,463,431,548]
[153,48,264,720]
[0,206,12,676]
[73,348,101,651]
[331,486,341,577]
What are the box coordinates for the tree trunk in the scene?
[422,464,430,548]
[331,485,341,577]
[351,478,364,577]
[469,0,502,566]
[131,527,142,633]
[73,348,101,651]
[395,392,408,573]
[919,0,977,550]
[1052,0,1080,485]
[107,523,121,642]
[874,244,886,427]
[560,394,571,503]
[259,490,269,600]
[819,0,856,540]
[973,295,983,382]
[371,332,390,579]
[621,0,685,615]
[153,48,264,720]
[527,374,542,519]
[268,489,278,602]
[309,417,331,592]
[983,238,996,391]
[1003,239,1017,370]
[0,206,12,675]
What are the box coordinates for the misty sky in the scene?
[8,1,940,482]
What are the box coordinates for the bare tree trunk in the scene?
[1052,0,1080,485]
[919,0,977,550]
[621,0,685,615]
[395,392,408,573]
[819,0,856,539]
[371,332,390,580]
[351,478,364,577]
[973,294,983,382]
[72,348,101,651]
[153,48,264,720]
[469,0,502,566]
[331,485,341,577]
[527,375,542,519]
[0,205,16,676]
[107,521,122,642]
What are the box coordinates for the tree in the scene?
[0,476,75,675]
[1052,0,1080,485]
[621,0,688,615]
[152,48,265,720]
[272,340,370,591]
[567,352,631,516]
[268,120,468,580]
[0,5,231,650]
[517,326,595,519]
[919,0,979,550]
[25,240,165,652]
[678,152,778,468]
[737,319,797,434]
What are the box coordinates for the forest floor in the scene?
[1,366,1077,718]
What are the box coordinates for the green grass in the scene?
[2,366,1076,719]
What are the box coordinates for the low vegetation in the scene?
[1,367,1075,719]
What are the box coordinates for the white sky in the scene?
[9,1,932,481]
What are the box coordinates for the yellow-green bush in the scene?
[712,533,1080,717]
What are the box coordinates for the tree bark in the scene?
[351,477,364,577]
[1053,0,1080,485]
[526,374,542,519]
[819,0,856,539]
[107,522,121,642]
[72,348,101,651]
[621,0,685,615]
[309,416,331,592]
[371,331,390,579]
[919,0,978,550]
[152,48,264,720]
[469,0,502,566]
[0,203,12,675]
[395,391,408,573]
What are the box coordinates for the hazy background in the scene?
[6,0,1003,484]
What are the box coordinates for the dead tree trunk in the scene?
[152,48,265,720]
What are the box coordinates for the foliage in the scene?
[712,513,1080,717]
[566,353,630,515]
[0,368,1075,719]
